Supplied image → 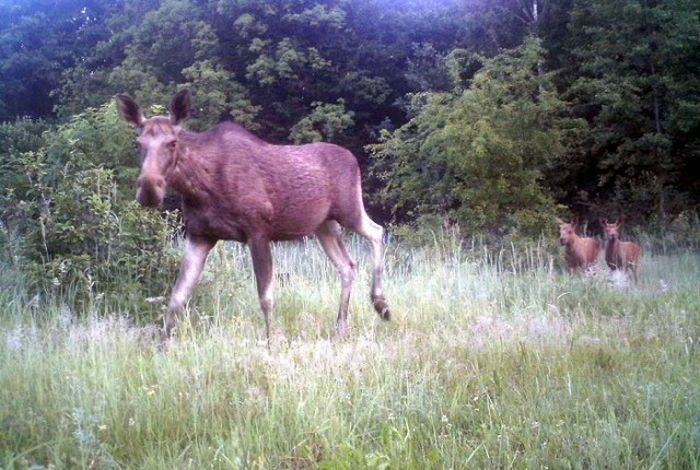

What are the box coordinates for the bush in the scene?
[0,103,180,311]
[369,38,584,238]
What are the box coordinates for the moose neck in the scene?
[567,234,580,248]
[166,132,211,205]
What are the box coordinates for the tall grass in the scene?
[1,233,699,468]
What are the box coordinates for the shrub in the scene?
[0,103,180,310]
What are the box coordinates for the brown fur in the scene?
[602,219,641,283]
[557,219,600,272]
[116,91,390,338]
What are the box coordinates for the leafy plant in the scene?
[0,103,180,307]
[370,38,584,237]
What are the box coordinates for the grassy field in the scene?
[1,234,699,468]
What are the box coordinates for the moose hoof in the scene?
[335,320,350,339]
[373,297,391,321]
[160,326,173,343]
[162,317,178,340]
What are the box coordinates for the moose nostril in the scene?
[137,176,165,189]
[135,176,165,208]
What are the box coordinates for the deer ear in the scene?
[115,94,144,128]
[170,89,191,125]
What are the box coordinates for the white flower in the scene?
[5,327,23,352]
[609,270,629,290]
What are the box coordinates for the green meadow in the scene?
[1,235,699,468]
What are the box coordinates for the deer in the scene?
[556,218,600,273]
[115,90,390,339]
[601,218,641,283]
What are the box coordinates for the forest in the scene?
[3,0,699,226]
[2,0,699,293]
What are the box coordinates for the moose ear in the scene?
[115,94,144,128]
[170,89,191,125]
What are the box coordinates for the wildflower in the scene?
[609,270,629,290]
[57,305,74,329]
[5,327,23,352]
[27,294,41,310]
[584,265,599,278]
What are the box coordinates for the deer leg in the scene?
[316,220,356,336]
[352,213,390,320]
[249,236,274,341]
[165,236,215,337]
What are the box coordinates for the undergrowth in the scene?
[1,234,699,468]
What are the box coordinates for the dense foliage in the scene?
[0,103,180,299]
[1,0,699,290]
[370,38,585,236]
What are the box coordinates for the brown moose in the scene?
[116,91,390,338]
[601,218,641,283]
[557,219,600,273]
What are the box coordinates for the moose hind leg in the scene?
[165,236,215,338]
[316,221,356,335]
[249,236,274,341]
[351,213,390,320]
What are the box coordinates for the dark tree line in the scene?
[1,0,699,239]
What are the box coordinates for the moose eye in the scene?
[166,140,177,151]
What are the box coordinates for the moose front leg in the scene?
[164,236,215,337]
[249,236,274,342]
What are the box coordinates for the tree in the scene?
[289,99,354,144]
[562,0,700,223]
[0,0,112,120]
[370,38,583,237]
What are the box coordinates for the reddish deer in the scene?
[601,218,641,283]
[557,219,600,273]
[116,91,390,338]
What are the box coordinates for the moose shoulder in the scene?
[116,90,390,338]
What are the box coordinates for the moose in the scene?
[556,219,600,273]
[601,218,641,283]
[116,90,390,338]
